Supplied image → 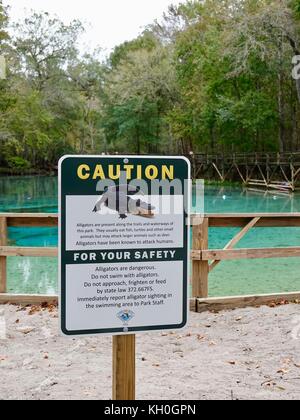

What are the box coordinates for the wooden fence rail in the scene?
[0,213,300,312]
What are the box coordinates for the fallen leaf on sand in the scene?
[268,300,288,308]
[28,306,41,316]
[0,356,7,362]
[36,377,58,391]
[197,335,205,341]
[277,369,289,375]
[16,326,35,335]
[16,306,28,312]
[235,317,242,322]
[23,358,34,366]
[152,363,160,367]
[294,363,300,368]
[41,302,57,313]
[262,381,276,388]
[228,361,236,365]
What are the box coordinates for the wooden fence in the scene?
[0,213,300,312]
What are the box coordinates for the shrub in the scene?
[6,156,31,170]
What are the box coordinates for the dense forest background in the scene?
[1,0,300,172]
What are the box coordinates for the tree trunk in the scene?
[278,71,285,153]
[136,127,141,155]
[277,34,286,153]
[290,81,297,151]
[295,78,300,105]
[210,125,216,152]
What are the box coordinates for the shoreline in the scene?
[0,168,57,177]
[0,171,297,191]
[0,171,252,188]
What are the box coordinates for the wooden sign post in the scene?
[0,217,7,293]
[113,335,136,400]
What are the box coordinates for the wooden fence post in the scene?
[113,335,136,400]
[0,217,7,293]
[192,217,209,299]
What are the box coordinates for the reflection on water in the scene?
[203,185,300,214]
[1,176,300,214]
[0,175,57,213]
[8,257,57,295]
[0,176,300,296]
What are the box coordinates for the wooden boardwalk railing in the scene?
[193,152,300,165]
[0,213,300,312]
[190,152,300,191]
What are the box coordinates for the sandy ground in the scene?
[0,303,300,400]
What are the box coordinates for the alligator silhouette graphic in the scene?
[93,185,155,219]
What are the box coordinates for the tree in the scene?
[2,0,300,172]
[0,1,13,168]
[67,51,106,153]
[13,12,84,91]
[103,37,177,153]
[153,0,300,153]
[1,12,106,169]
[223,0,300,152]
[0,0,8,46]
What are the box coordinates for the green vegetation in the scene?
[1,0,300,172]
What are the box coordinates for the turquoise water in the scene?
[1,176,300,296]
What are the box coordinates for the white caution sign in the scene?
[59,155,190,336]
